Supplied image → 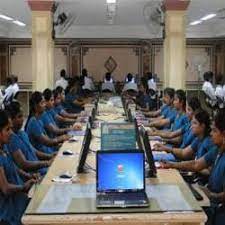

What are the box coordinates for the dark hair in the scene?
[82,68,88,77]
[43,88,52,101]
[187,97,201,112]
[147,72,153,80]
[127,73,133,82]
[25,92,43,131]
[60,69,66,78]
[5,101,21,119]
[175,89,186,109]
[105,72,111,81]
[55,86,64,94]
[214,109,225,132]
[215,74,223,85]
[6,77,12,86]
[194,109,211,136]
[203,71,213,82]
[0,110,10,131]
[164,87,175,99]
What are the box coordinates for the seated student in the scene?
[125,73,135,83]
[42,88,78,135]
[202,71,217,107]
[160,110,225,225]
[55,69,68,90]
[149,90,189,141]
[64,77,86,113]
[215,74,224,108]
[81,68,95,91]
[147,72,157,93]
[25,92,69,154]
[0,110,37,225]
[53,87,79,119]
[5,102,53,176]
[122,74,138,93]
[147,88,177,129]
[102,72,115,93]
[143,87,174,118]
[154,110,216,161]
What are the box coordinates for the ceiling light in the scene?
[0,14,13,21]
[200,14,216,21]
[190,20,202,26]
[13,20,26,27]
[106,0,117,3]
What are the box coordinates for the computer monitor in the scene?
[134,118,143,151]
[76,124,92,173]
[127,108,134,122]
[139,126,157,178]
[96,150,145,192]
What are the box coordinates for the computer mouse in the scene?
[62,150,74,155]
[59,173,72,179]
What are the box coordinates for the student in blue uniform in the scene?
[149,90,189,141]
[152,97,201,161]
[0,110,36,225]
[53,86,79,119]
[160,109,225,225]
[154,110,216,161]
[25,92,69,154]
[42,89,76,137]
[5,102,53,176]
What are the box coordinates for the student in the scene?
[104,72,113,83]
[0,110,36,225]
[149,90,188,138]
[5,102,53,176]
[55,69,68,90]
[3,77,14,104]
[202,71,217,107]
[42,88,80,137]
[11,75,19,98]
[25,92,68,154]
[160,109,225,225]
[125,73,135,83]
[81,68,94,91]
[154,110,215,161]
[148,88,177,129]
[147,72,157,92]
[123,74,138,93]
[102,72,115,93]
[215,74,224,108]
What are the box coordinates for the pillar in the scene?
[28,0,54,91]
[163,0,190,89]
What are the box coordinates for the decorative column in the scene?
[163,0,190,89]
[28,0,54,91]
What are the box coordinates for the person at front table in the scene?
[5,102,54,176]
[0,110,37,225]
[160,109,225,225]
[154,110,216,163]
[102,72,115,93]
[25,92,69,154]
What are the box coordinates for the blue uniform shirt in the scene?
[0,149,28,225]
[7,131,47,175]
[64,93,83,113]
[171,113,189,131]
[26,116,55,154]
[54,104,64,115]
[160,104,170,118]
[191,136,215,159]
[180,122,195,148]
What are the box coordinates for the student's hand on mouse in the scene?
[73,122,82,130]
[31,173,41,182]
[153,143,166,152]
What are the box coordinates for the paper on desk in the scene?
[146,184,192,211]
[67,130,86,136]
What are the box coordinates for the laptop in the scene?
[96,150,149,208]
[139,126,157,178]
[76,123,92,173]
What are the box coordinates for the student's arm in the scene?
[45,123,72,135]
[163,135,182,145]
[36,150,54,160]
[0,167,35,194]
[60,110,78,119]
[151,129,182,139]
[149,118,170,129]
[11,150,51,172]
[154,143,194,160]
[55,114,76,124]
[143,109,161,117]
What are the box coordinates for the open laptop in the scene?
[76,123,92,173]
[139,126,157,178]
[96,150,149,208]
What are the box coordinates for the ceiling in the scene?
[0,0,225,39]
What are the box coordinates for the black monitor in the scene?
[134,118,143,151]
[76,124,92,173]
[127,108,133,122]
[139,126,157,178]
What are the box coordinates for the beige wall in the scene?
[83,47,139,81]
[9,45,68,85]
[153,45,212,84]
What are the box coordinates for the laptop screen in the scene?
[97,151,145,192]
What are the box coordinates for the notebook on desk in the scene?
[96,150,149,208]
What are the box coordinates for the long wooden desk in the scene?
[22,104,207,225]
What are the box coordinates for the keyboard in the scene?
[187,183,203,201]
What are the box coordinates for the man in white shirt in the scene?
[202,71,217,107]
[55,69,68,90]
[3,77,14,102]
[81,68,95,91]
[11,75,19,98]
[102,72,115,92]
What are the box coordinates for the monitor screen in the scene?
[97,151,144,192]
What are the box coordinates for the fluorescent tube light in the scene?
[0,14,13,21]
[190,20,202,25]
[13,20,26,27]
[200,14,216,21]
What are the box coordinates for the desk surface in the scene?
[22,102,207,225]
